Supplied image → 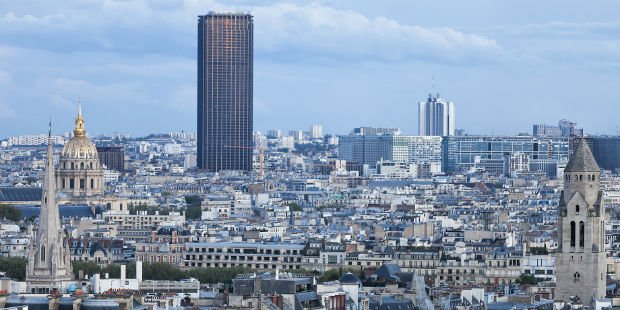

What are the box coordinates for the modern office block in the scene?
[97,146,125,172]
[197,12,253,172]
[442,136,570,176]
[338,130,442,169]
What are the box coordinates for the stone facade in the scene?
[556,139,606,301]
[56,106,104,201]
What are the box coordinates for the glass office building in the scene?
[197,12,253,172]
[576,136,620,173]
[442,136,570,174]
[338,133,442,169]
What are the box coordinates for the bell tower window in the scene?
[570,221,576,247]
[579,221,585,247]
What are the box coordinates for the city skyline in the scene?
[0,1,618,137]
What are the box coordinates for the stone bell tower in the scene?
[556,139,606,301]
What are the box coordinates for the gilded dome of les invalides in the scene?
[56,104,104,200]
[61,105,98,161]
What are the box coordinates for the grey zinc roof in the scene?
[0,187,42,202]
[565,139,600,172]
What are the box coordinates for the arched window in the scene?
[580,221,585,247]
[41,245,45,262]
[90,179,94,189]
[592,175,596,182]
[90,162,93,169]
[71,162,74,169]
[579,175,583,181]
[576,205,579,214]
[570,221,576,247]
[80,162,84,169]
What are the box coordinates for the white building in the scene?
[184,154,197,169]
[310,125,323,139]
[163,143,182,155]
[280,136,295,149]
[418,93,455,136]
[7,135,66,146]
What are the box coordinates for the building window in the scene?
[570,221,576,247]
[70,178,75,189]
[576,205,579,214]
[41,245,45,262]
[579,221,585,247]
[90,179,94,189]
[80,179,85,189]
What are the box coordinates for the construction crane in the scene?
[224,145,266,179]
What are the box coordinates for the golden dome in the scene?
[61,104,99,160]
[62,136,99,160]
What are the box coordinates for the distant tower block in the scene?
[555,139,606,301]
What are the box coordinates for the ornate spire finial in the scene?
[78,98,82,118]
[73,99,86,138]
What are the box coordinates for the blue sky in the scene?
[0,0,618,137]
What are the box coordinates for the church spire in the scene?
[26,120,73,293]
[565,138,599,172]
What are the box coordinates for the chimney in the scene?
[120,265,126,287]
[136,261,143,282]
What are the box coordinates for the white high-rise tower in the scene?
[418,93,455,136]
[26,123,73,294]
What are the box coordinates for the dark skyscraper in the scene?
[197,12,253,172]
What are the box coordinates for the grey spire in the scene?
[26,123,73,293]
[565,138,600,172]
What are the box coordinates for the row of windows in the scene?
[62,178,96,190]
[61,161,97,170]
[565,174,597,182]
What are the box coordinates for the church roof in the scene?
[565,139,600,172]
[0,187,42,202]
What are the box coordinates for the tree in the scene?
[319,267,361,282]
[287,203,303,212]
[72,261,102,279]
[0,257,27,281]
[184,196,203,220]
[0,204,21,222]
[515,273,538,285]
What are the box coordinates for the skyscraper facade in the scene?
[418,93,455,136]
[197,12,253,172]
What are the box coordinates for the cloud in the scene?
[252,3,504,64]
[0,1,504,64]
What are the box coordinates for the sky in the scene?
[0,0,618,137]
